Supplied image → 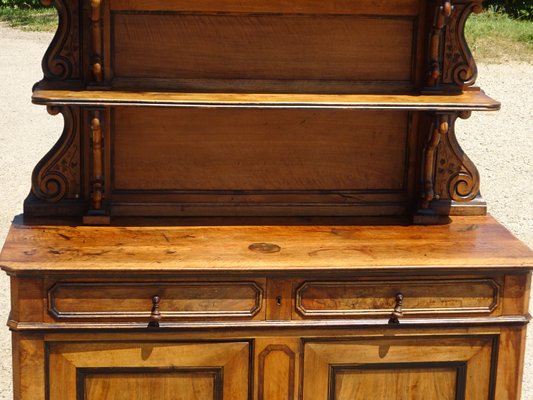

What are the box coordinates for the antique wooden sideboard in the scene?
[1,0,532,399]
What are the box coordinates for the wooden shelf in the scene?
[1,215,531,274]
[32,89,501,111]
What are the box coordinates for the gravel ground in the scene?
[0,23,532,398]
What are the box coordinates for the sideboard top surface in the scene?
[1,215,532,274]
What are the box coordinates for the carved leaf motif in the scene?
[31,106,81,202]
[40,0,80,80]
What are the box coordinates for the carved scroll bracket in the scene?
[442,0,484,90]
[436,112,482,203]
[415,112,484,223]
[39,0,80,81]
[83,109,110,225]
[30,106,81,203]
[90,0,103,82]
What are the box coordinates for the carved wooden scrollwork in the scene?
[441,0,483,89]
[434,112,481,203]
[415,111,483,222]
[40,0,80,81]
[31,106,81,202]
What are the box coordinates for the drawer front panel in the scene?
[48,281,265,320]
[295,279,502,318]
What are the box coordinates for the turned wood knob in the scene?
[388,293,404,324]
[148,295,161,328]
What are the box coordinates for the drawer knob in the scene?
[388,293,404,324]
[148,295,161,328]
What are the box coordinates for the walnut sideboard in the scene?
[1,217,532,399]
[1,0,532,399]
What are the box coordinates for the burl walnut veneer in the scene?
[1,0,531,399]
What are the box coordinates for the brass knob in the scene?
[148,295,161,328]
[388,293,404,324]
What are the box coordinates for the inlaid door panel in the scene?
[302,335,497,400]
[48,341,251,400]
[255,338,300,400]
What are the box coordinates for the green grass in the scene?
[0,7,57,32]
[0,6,531,63]
[465,10,533,63]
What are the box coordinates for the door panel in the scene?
[302,336,497,400]
[48,341,250,400]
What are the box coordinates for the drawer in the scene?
[47,280,265,321]
[293,278,503,319]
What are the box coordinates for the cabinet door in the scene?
[48,341,250,400]
[302,336,497,400]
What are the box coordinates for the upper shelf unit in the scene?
[28,0,496,224]
[32,90,500,111]
[39,0,485,95]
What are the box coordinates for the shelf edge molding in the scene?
[32,90,501,111]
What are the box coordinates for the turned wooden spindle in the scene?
[428,0,453,86]
[388,293,404,324]
[90,113,103,210]
[422,114,450,209]
[148,295,161,328]
[91,0,103,82]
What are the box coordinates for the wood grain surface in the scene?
[109,0,421,15]
[112,108,408,191]
[302,336,496,400]
[31,90,501,111]
[112,14,414,82]
[48,341,249,400]
[1,215,532,273]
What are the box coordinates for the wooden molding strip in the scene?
[7,315,531,331]
[32,90,501,111]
